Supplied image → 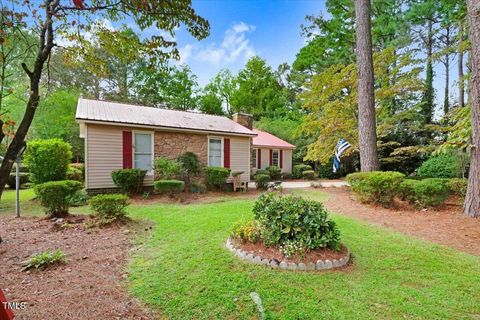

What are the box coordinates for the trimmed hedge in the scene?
[448,178,467,202]
[302,170,316,180]
[347,171,405,207]
[89,194,129,220]
[111,169,146,194]
[153,180,185,194]
[292,164,313,179]
[66,165,83,182]
[34,180,82,217]
[254,174,270,190]
[204,167,230,189]
[23,139,72,184]
[417,154,462,178]
[253,193,340,250]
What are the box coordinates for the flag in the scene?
[333,139,352,173]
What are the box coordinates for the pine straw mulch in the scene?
[322,188,480,257]
[0,215,157,320]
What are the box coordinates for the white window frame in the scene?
[133,130,154,175]
[251,148,258,169]
[208,136,224,167]
[272,149,280,167]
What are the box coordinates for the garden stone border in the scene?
[226,238,350,271]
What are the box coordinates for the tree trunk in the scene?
[422,19,435,123]
[464,0,480,217]
[443,26,450,116]
[458,22,465,109]
[354,0,379,172]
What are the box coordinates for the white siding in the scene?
[260,148,269,170]
[85,124,154,189]
[229,136,251,182]
[282,149,293,173]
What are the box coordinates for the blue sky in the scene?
[171,0,325,86]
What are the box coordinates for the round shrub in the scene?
[266,166,282,180]
[89,194,129,221]
[231,220,261,244]
[292,164,312,179]
[254,174,270,190]
[253,193,340,251]
[347,171,405,207]
[302,170,316,180]
[66,164,83,182]
[411,178,451,208]
[204,167,231,189]
[417,154,462,178]
[153,180,185,194]
[154,156,183,179]
[7,172,30,189]
[23,139,73,184]
[448,178,467,202]
[111,169,146,194]
[398,179,418,202]
[34,180,83,217]
[177,152,201,176]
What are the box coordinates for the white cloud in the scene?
[178,44,194,64]
[192,22,256,66]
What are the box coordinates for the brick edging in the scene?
[225,238,350,271]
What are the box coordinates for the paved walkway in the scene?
[248,180,349,189]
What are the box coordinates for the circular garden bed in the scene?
[226,238,350,271]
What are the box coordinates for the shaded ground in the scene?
[0,216,154,320]
[322,188,480,256]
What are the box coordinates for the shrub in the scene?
[204,167,230,189]
[66,164,83,182]
[317,160,342,179]
[34,180,82,217]
[23,138,73,184]
[67,189,89,206]
[153,180,185,194]
[282,172,292,180]
[266,166,282,180]
[411,178,451,208]
[154,156,183,179]
[7,172,30,189]
[254,174,271,190]
[253,193,340,251]
[292,164,312,179]
[21,250,67,271]
[177,152,201,176]
[111,168,146,194]
[255,169,270,177]
[448,178,468,202]
[347,171,405,207]
[302,170,316,180]
[190,182,206,194]
[417,154,462,178]
[231,220,261,243]
[398,179,418,202]
[89,194,130,221]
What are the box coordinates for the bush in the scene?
[411,178,451,208]
[190,182,206,194]
[398,179,418,202]
[448,178,467,202]
[347,171,405,207]
[89,194,130,221]
[177,152,201,176]
[111,168,146,194]
[34,180,83,217]
[253,193,340,251]
[302,170,316,180]
[417,154,462,178]
[23,139,73,184]
[67,189,89,206]
[153,180,185,194]
[282,172,292,180]
[292,164,312,179]
[254,174,270,190]
[66,164,83,182]
[204,167,230,189]
[21,250,67,271]
[154,156,183,179]
[255,169,270,177]
[317,160,341,179]
[266,166,282,180]
[7,172,29,188]
[231,220,261,243]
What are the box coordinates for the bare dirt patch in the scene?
[323,188,480,256]
[0,215,155,320]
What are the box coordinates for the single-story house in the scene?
[76,98,295,192]
[251,129,295,174]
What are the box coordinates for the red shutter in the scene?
[269,149,273,166]
[257,149,261,169]
[280,150,283,169]
[122,131,133,169]
[224,138,230,168]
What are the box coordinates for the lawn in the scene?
[127,190,480,320]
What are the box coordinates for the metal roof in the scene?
[252,129,295,149]
[75,98,256,136]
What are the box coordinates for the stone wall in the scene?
[154,131,208,165]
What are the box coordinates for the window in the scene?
[134,132,153,173]
[272,149,279,167]
[251,149,257,169]
[208,138,223,167]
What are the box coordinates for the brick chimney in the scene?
[232,112,253,130]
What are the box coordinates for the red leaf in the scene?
[72,0,85,9]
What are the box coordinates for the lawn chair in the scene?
[232,171,247,192]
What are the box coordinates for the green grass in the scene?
[127,192,480,319]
